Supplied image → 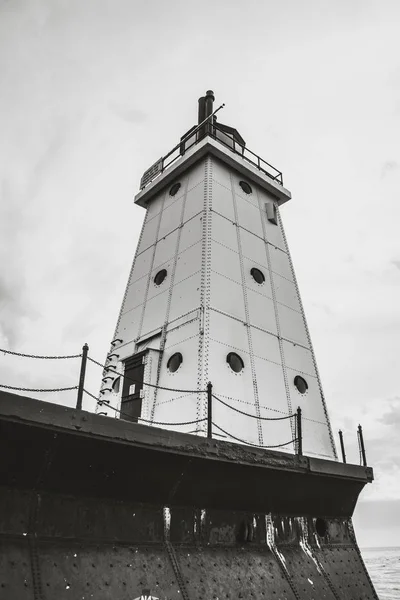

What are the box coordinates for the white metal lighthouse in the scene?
[98,91,337,461]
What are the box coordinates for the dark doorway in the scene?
[121,351,146,422]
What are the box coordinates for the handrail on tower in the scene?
[139,91,283,190]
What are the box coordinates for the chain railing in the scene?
[0,343,367,463]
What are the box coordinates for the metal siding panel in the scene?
[122,276,148,313]
[260,413,294,451]
[250,327,281,364]
[164,320,200,349]
[264,208,287,250]
[312,544,377,595]
[236,198,264,238]
[153,230,179,269]
[210,240,242,283]
[141,289,169,337]
[211,180,235,221]
[158,196,183,239]
[301,418,335,458]
[274,272,301,311]
[0,539,32,599]
[277,303,309,346]
[211,155,232,188]
[153,335,201,431]
[112,340,136,362]
[145,190,164,220]
[207,346,255,410]
[175,546,297,600]
[232,174,259,207]
[163,175,187,210]
[167,309,199,333]
[174,241,202,284]
[269,245,294,282]
[213,395,259,445]
[37,545,180,600]
[209,272,246,322]
[168,271,202,322]
[136,213,159,254]
[182,181,204,222]
[239,227,267,261]
[211,212,238,251]
[117,304,144,343]
[258,191,286,251]
[282,340,315,376]
[247,289,277,334]
[209,310,250,356]
[130,246,154,283]
[147,261,173,301]
[286,366,326,424]
[254,356,289,414]
[188,159,206,187]
[276,543,337,599]
[153,392,199,434]
[243,256,273,298]
[178,214,203,253]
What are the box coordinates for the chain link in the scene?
[0,383,78,393]
[212,393,295,421]
[212,422,296,449]
[0,347,81,360]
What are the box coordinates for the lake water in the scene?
[362,547,400,600]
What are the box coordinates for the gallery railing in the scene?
[139,107,283,190]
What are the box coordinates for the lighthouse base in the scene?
[0,391,378,599]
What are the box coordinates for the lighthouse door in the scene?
[121,351,146,422]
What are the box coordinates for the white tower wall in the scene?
[99,150,336,461]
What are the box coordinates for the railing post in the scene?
[357,424,367,466]
[339,429,347,463]
[207,382,212,439]
[76,343,88,410]
[296,407,302,456]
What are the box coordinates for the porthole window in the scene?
[169,182,181,197]
[167,352,183,373]
[154,269,167,286]
[250,267,265,285]
[227,352,244,373]
[294,375,308,394]
[315,518,328,537]
[239,181,252,195]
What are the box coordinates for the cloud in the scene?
[381,160,399,178]
[378,397,400,426]
[0,179,37,346]
[109,104,147,124]
[391,259,400,271]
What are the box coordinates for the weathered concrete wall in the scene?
[0,487,378,600]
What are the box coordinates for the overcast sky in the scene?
[1,0,400,547]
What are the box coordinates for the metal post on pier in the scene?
[296,407,303,456]
[76,343,89,410]
[357,424,367,467]
[207,382,213,439]
[339,430,347,463]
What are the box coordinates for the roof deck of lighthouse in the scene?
[101,120,336,461]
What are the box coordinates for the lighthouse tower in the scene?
[0,90,378,600]
[99,91,336,461]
